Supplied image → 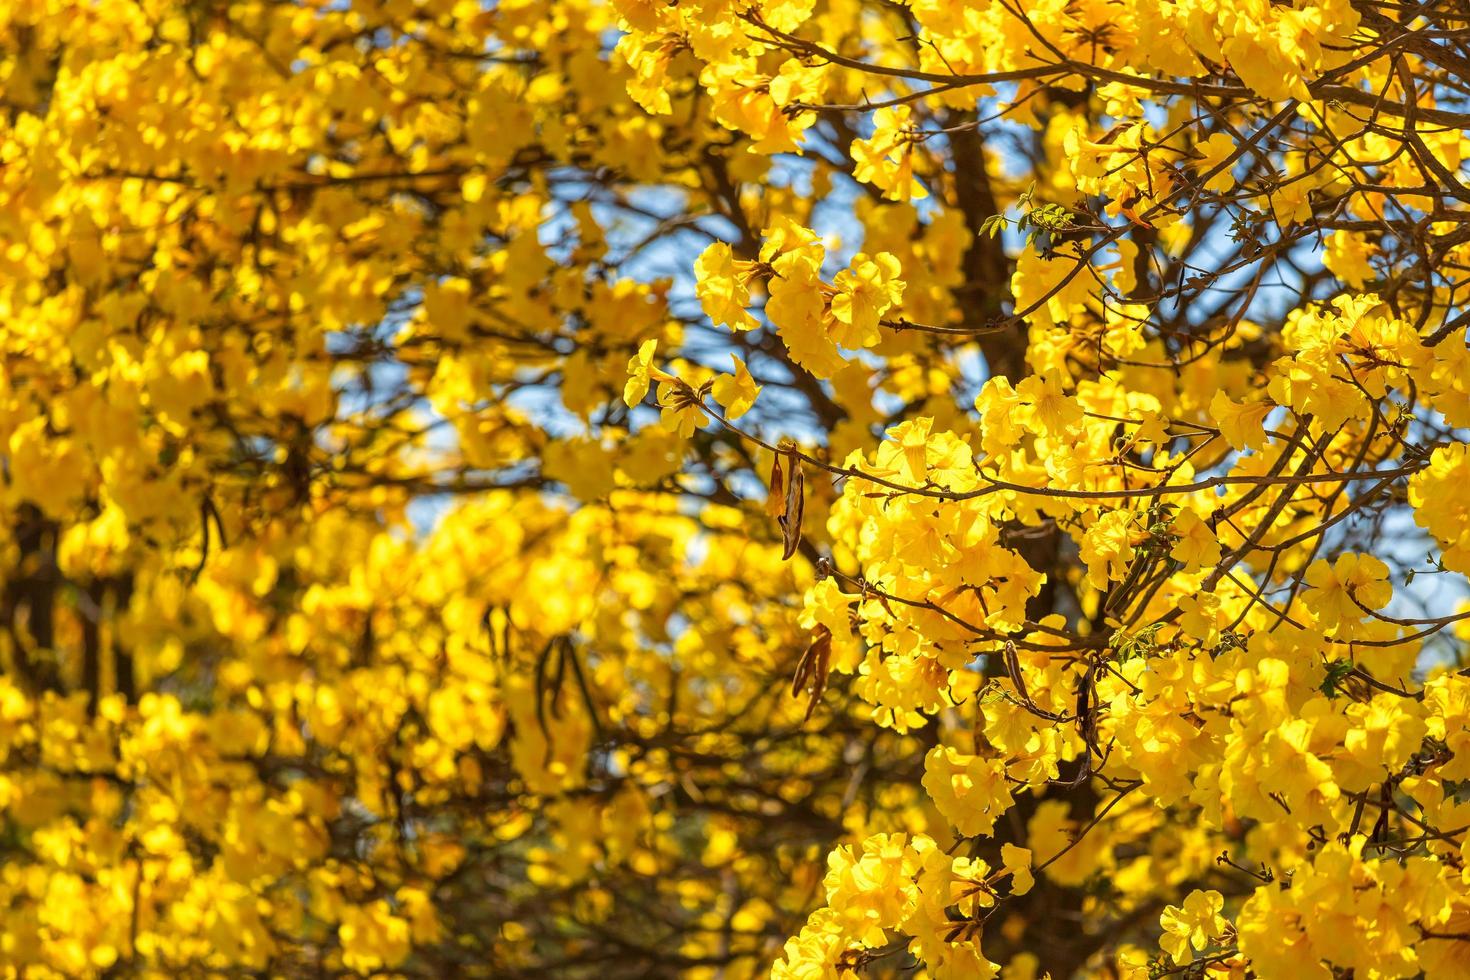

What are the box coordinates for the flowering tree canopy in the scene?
[3,0,1470,976]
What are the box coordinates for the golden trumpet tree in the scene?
[3,0,1470,977]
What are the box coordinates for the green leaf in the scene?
[1320,660,1355,698]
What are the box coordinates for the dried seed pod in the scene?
[765,452,785,518]
[790,624,832,721]
[779,451,804,561]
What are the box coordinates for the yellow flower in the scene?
[1016,372,1083,436]
[922,746,1015,838]
[694,241,759,330]
[851,105,928,201]
[656,369,712,438]
[768,242,846,378]
[829,251,904,350]
[711,354,760,420]
[771,908,852,980]
[823,833,928,947]
[1159,889,1228,965]
[1170,508,1221,574]
[1195,132,1238,193]
[1303,553,1391,633]
[1410,444,1470,574]
[975,376,1024,455]
[1209,390,1272,451]
[1001,843,1033,897]
[623,339,660,408]
[1080,510,1136,590]
[1178,590,1226,645]
[886,416,934,484]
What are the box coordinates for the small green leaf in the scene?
[1320,660,1355,698]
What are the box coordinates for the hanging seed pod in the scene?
[790,624,832,721]
[765,452,785,518]
[779,449,804,561]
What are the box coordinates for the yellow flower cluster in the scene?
[4,0,1470,974]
